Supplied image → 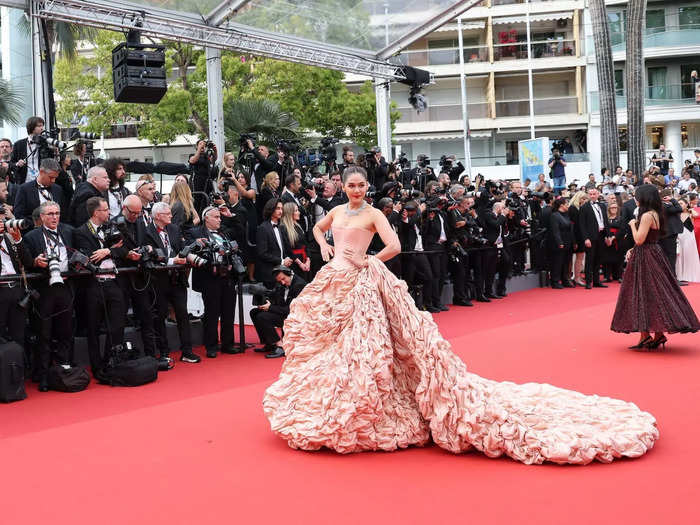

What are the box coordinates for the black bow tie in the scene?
[272,223,278,228]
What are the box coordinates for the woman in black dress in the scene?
[601,199,624,282]
[568,191,588,286]
[611,184,700,349]
[256,171,280,223]
[549,197,574,288]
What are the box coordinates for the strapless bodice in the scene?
[329,226,374,269]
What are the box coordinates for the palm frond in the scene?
[224,99,299,149]
[0,79,24,126]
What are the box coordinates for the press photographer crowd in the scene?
[1,115,700,399]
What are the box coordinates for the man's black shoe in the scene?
[551,283,564,289]
[438,304,449,312]
[221,346,245,355]
[485,294,502,299]
[265,347,285,359]
[593,283,608,288]
[562,281,575,288]
[453,299,473,307]
[255,344,276,353]
[496,291,508,297]
[476,296,491,303]
[206,349,218,358]
[180,351,201,363]
[38,379,49,392]
[585,283,592,289]
[426,306,441,313]
[158,356,174,370]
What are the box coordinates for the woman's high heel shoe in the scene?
[646,335,668,350]
[629,336,652,349]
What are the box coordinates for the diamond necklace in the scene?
[345,201,367,216]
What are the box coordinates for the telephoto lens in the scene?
[3,218,31,230]
[47,254,63,286]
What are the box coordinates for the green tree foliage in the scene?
[224,99,299,149]
[0,79,23,126]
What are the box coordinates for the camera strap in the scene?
[42,228,63,255]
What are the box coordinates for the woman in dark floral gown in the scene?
[611,185,700,349]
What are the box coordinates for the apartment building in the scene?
[585,0,700,173]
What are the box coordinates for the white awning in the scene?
[434,20,486,32]
[493,12,574,25]
[394,131,492,142]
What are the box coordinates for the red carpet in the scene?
[2,283,700,525]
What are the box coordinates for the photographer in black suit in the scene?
[13,158,65,222]
[23,201,75,391]
[250,265,307,359]
[398,200,438,312]
[0,210,33,348]
[480,201,507,299]
[578,187,610,289]
[659,188,684,279]
[144,202,198,367]
[189,139,217,213]
[421,198,450,311]
[73,197,127,380]
[369,198,402,276]
[68,165,109,226]
[549,198,575,289]
[9,116,53,185]
[255,198,294,287]
[186,206,241,358]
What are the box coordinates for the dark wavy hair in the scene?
[263,198,282,220]
[103,157,125,187]
[634,184,665,235]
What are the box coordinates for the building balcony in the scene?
[397,103,489,123]
[589,84,698,112]
[496,95,578,116]
[390,45,489,67]
[493,39,577,61]
[609,25,700,51]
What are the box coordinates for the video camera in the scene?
[243,282,274,306]
[319,137,338,163]
[276,139,301,155]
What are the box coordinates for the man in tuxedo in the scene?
[398,201,438,312]
[338,146,355,175]
[218,180,248,247]
[578,188,610,289]
[0,212,33,347]
[9,116,53,185]
[68,165,109,226]
[23,201,75,391]
[13,158,65,222]
[280,173,309,233]
[421,199,450,311]
[659,188,684,279]
[255,198,293,287]
[620,195,638,252]
[480,201,508,300]
[186,206,240,358]
[135,179,156,227]
[73,197,127,379]
[104,157,130,219]
[0,138,13,180]
[250,265,307,359]
[144,201,198,367]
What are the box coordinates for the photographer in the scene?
[242,139,276,193]
[70,141,89,184]
[10,116,53,184]
[651,144,673,176]
[24,201,75,391]
[13,158,66,222]
[104,158,130,219]
[439,154,465,183]
[421,198,450,311]
[73,197,127,380]
[113,195,158,361]
[480,201,507,300]
[548,148,567,195]
[68,165,109,227]
[135,178,156,227]
[447,196,475,306]
[398,200,438,313]
[507,181,529,275]
[144,202,198,367]
[339,146,355,175]
[214,179,248,248]
[250,265,307,359]
[0,209,33,348]
[369,198,402,276]
[186,206,240,358]
[189,139,218,213]
[404,154,436,191]
[365,147,389,190]
[0,138,12,180]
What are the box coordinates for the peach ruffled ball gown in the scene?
[263,226,658,464]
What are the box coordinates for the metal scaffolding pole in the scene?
[457,17,472,176]
[374,79,392,159]
[205,47,226,157]
[525,0,535,139]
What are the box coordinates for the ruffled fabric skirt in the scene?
[264,258,658,465]
[611,242,700,334]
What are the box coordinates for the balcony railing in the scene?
[391,45,489,67]
[607,24,700,50]
[491,0,556,4]
[493,39,576,61]
[495,95,578,117]
[397,102,489,123]
[589,84,698,111]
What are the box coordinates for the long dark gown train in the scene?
[264,226,659,465]
[611,229,700,334]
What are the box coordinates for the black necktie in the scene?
[38,184,53,201]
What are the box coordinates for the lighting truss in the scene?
[30,0,406,79]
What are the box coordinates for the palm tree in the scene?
[0,79,24,126]
[625,0,647,177]
[589,0,620,173]
[224,99,299,150]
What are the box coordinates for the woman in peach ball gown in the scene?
[263,166,658,465]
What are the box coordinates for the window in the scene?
[608,11,625,46]
[614,69,624,96]
[681,64,700,98]
[646,9,665,34]
[647,67,667,99]
[679,6,700,29]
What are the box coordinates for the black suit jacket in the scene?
[550,211,574,249]
[69,158,88,185]
[269,275,307,318]
[9,138,53,185]
[255,221,292,283]
[579,201,610,242]
[13,180,65,222]
[421,212,450,250]
[0,234,33,275]
[398,215,421,252]
[663,199,683,236]
[73,222,125,266]
[68,182,105,227]
[481,211,506,245]
[143,222,185,259]
[185,224,237,293]
[24,224,75,287]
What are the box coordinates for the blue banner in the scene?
[518,137,549,183]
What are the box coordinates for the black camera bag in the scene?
[102,356,158,387]
[0,341,27,403]
[47,364,90,393]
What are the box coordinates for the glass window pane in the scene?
[646,9,665,33]
[614,70,624,96]
[679,6,700,28]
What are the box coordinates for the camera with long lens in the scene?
[32,130,67,150]
[2,218,31,230]
[396,152,410,170]
[204,140,216,159]
[239,133,258,149]
[73,131,98,140]
[398,188,421,203]
[179,241,209,268]
[17,288,40,310]
[46,253,63,286]
[69,250,100,273]
[242,282,273,306]
[319,137,338,163]
[276,139,300,156]
[209,191,228,205]
[439,155,453,170]
[100,221,124,248]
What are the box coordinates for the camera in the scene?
[209,191,227,205]
[100,221,124,248]
[204,140,216,159]
[319,137,338,163]
[69,250,100,273]
[2,218,31,230]
[32,130,67,150]
[243,282,274,306]
[396,152,410,170]
[439,155,453,169]
[73,131,98,140]
[18,288,40,310]
[239,133,258,149]
[46,253,63,286]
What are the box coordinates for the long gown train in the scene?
[264,227,658,465]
